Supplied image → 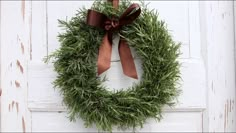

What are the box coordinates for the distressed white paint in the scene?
[200,1,236,132]
[0,1,32,132]
[0,1,235,132]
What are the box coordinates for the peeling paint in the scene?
[0,1,234,132]
[21,0,25,21]
[21,42,25,54]
[22,117,26,133]
[15,80,21,88]
[12,101,15,110]
[16,102,19,113]
[16,60,24,73]
[17,35,24,54]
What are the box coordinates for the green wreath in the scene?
[46,0,181,132]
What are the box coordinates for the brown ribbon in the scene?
[86,0,141,79]
[108,0,119,9]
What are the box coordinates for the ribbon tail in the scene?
[97,33,112,75]
[118,38,138,79]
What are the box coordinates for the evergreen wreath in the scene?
[46,0,181,132]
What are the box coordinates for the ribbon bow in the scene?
[86,1,141,79]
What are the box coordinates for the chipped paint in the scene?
[0,1,235,132]
[21,0,25,21]
[21,42,25,54]
[12,101,15,109]
[11,101,15,110]
[223,99,234,132]
[2,1,32,132]
[22,117,26,133]
[18,35,25,54]
[16,102,19,113]
[0,88,2,96]
[16,60,24,73]
[15,81,21,88]
[205,2,236,132]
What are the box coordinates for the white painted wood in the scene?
[1,0,236,132]
[29,1,205,132]
[200,1,236,132]
[143,1,191,59]
[189,1,201,59]
[0,1,32,132]
[31,1,47,61]
[26,1,206,132]
[0,1,1,131]
[27,59,206,111]
[31,111,202,132]
[47,1,93,55]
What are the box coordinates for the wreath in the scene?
[46,0,181,132]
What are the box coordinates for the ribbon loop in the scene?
[86,2,141,79]
[119,4,141,25]
[87,10,107,29]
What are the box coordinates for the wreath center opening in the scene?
[98,34,143,92]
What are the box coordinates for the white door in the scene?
[1,1,235,132]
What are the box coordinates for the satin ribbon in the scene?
[86,0,141,79]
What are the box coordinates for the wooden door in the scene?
[1,1,235,132]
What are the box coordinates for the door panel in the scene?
[3,1,206,132]
[28,1,205,132]
[2,1,236,132]
[31,111,202,132]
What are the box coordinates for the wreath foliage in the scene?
[46,0,181,132]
